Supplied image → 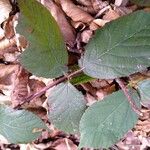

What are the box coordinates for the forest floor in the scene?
[0,0,150,149]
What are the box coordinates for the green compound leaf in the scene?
[131,0,150,6]
[0,105,47,144]
[17,0,68,78]
[79,90,141,149]
[48,82,86,133]
[79,11,150,79]
[137,78,150,108]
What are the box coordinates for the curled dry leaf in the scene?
[89,21,100,31]
[90,19,109,30]
[0,64,19,105]
[51,138,77,150]
[3,53,18,63]
[114,6,133,16]
[43,0,76,48]
[115,0,129,6]
[85,93,97,106]
[3,15,17,39]
[11,66,29,107]
[81,82,97,97]
[0,28,4,40]
[91,0,109,12]
[0,0,12,24]
[103,9,120,21]
[80,29,93,43]
[77,5,97,15]
[0,64,19,87]
[76,0,92,6]
[71,21,86,31]
[0,37,16,51]
[56,0,94,23]
[0,36,18,63]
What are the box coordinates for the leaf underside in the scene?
[79,11,150,79]
[17,0,68,78]
[48,82,86,133]
[137,79,150,108]
[79,89,140,149]
[0,105,47,143]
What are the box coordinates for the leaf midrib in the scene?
[95,26,150,59]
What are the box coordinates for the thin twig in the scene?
[15,68,84,108]
[116,78,143,116]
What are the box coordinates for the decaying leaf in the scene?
[80,29,93,43]
[103,9,120,20]
[71,21,86,31]
[0,0,12,24]
[51,138,78,150]
[90,19,109,30]
[77,0,92,6]
[0,37,16,52]
[91,0,109,12]
[0,64,19,89]
[56,0,94,23]
[115,0,129,6]
[11,66,29,107]
[43,0,76,49]
[0,64,19,105]
[3,15,17,39]
[27,79,46,108]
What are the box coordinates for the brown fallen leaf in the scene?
[89,21,100,30]
[0,37,16,51]
[91,0,109,12]
[81,82,97,97]
[94,1,110,18]
[77,5,97,15]
[43,0,76,49]
[115,0,129,6]
[11,66,29,107]
[80,29,93,43]
[76,0,92,6]
[90,19,109,30]
[0,64,19,88]
[26,79,46,108]
[0,28,5,40]
[27,107,47,120]
[0,0,12,24]
[103,9,120,21]
[85,93,97,106]
[0,64,19,105]
[144,7,150,13]
[3,15,17,39]
[114,6,133,16]
[3,51,19,62]
[51,138,77,150]
[71,21,86,31]
[56,0,94,24]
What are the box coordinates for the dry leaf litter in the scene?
[0,0,150,149]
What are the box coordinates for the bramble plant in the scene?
[0,0,150,149]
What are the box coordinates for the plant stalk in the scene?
[15,68,84,108]
[116,78,143,116]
